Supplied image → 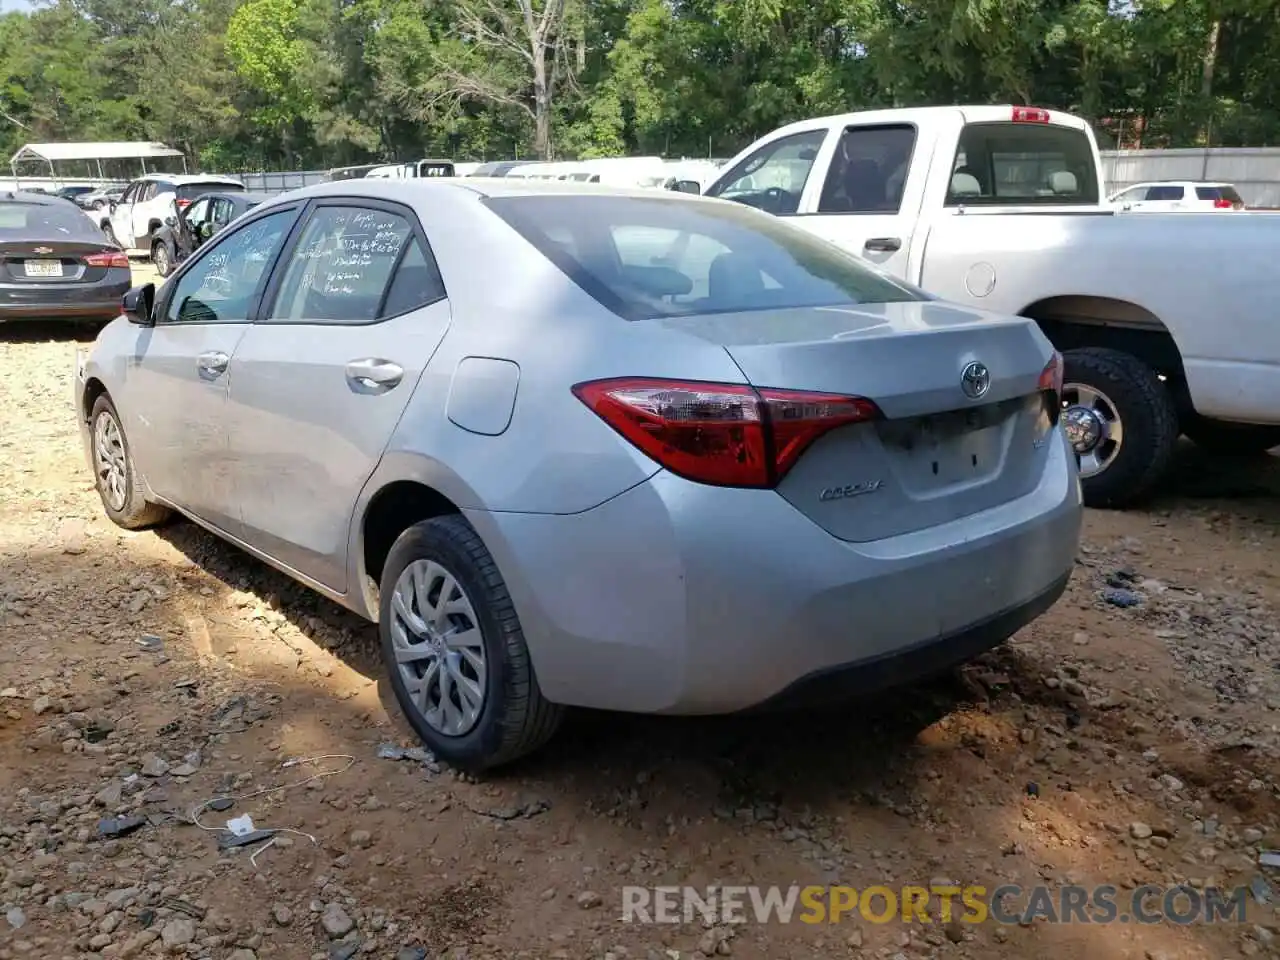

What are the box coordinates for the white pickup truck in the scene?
[676,105,1280,507]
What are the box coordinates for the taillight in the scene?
[1011,106,1052,124]
[176,198,192,210]
[84,251,129,268]
[1213,198,1233,209]
[572,377,881,488]
[1037,351,1063,428]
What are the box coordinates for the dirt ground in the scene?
[3,279,1280,960]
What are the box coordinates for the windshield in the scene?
[947,122,1100,206]
[0,201,102,236]
[486,194,925,322]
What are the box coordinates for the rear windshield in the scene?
[0,201,100,236]
[486,194,925,321]
[419,162,454,177]
[947,122,1100,206]
[177,182,244,202]
[1196,184,1243,203]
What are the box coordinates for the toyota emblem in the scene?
[961,361,991,400]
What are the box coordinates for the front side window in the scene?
[818,125,917,214]
[163,209,294,324]
[705,129,828,216]
[266,205,438,324]
[945,122,1100,206]
[184,199,211,226]
[488,194,924,322]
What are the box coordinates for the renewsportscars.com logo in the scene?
[621,884,1251,926]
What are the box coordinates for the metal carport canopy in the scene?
[10,141,183,164]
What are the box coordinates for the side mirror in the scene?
[670,180,701,195]
[164,215,178,227]
[122,284,156,326]
[108,201,118,213]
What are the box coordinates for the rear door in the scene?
[224,198,452,591]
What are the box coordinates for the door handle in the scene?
[197,351,229,379]
[864,237,902,253]
[345,358,404,393]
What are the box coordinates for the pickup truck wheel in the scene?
[378,515,564,772]
[1061,347,1178,508]
[1181,416,1280,457]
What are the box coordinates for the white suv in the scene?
[100,174,245,253]
[1109,180,1246,212]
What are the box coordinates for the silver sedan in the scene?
[75,178,1082,769]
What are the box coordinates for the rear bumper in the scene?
[0,275,129,321]
[466,430,1083,715]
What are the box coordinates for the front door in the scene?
[109,183,139,246]
[123,206,300,532]
[225,199,452,590]
[793,122,928,278]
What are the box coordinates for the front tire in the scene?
[1061,347,1179,509]
[1181,416,1280,456]
[379,515,563,771]
[89,395,171,530]
[152,240,171,277]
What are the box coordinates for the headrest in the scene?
[950,172,982,198]
[1049,170,1078,194]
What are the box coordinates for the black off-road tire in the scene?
[1181,415,1280,457]
[89,394,172,530]
[1063,347,1179,509]
[378,514,563,771]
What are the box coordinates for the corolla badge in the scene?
[961,361,991,400]
[819,479,885,502]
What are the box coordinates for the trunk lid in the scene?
[0,240,119,284]
[660,300,1058,541]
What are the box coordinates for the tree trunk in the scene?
[532,54,552,159]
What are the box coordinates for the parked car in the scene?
[77,185,127,212]
[364,159,456,179]
[0,190,131,322]
[467,160,538,177]
[1109,180,1247,212]
[150,191,272,276]
[55,185,98,204]
[75,178,1082,769]
[688,105,1280,508]
[98,174,245,254]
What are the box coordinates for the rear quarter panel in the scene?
[918,212,1280,422]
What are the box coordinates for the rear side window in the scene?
[1144,185,1184,201]
[1196,185,1242,203]
[266,205,444,324]
[487,194,924,322]
[946,122,1100,206]
[0,201,101,237]
[818,125,917,213]
[176,182,244,203]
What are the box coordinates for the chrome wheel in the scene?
[1062,382,1124,478]
[153,243,169,275]
[93,411,128,511]
[389,559,487,737]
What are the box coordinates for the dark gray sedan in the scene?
[0,191,131,322]
[151,191,273,276]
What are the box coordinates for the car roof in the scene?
[270,177,714,206]
[2,190,80,205]
[135,174,245,185]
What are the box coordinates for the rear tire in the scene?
[1062,347,1179,509]
[1182,416,1280,456]
[89,395,172,530]
[378,515,563,772]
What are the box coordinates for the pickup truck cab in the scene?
[691,105,1280,506]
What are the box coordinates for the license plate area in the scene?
[876,398,1020,489]
[23,260,63,278]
